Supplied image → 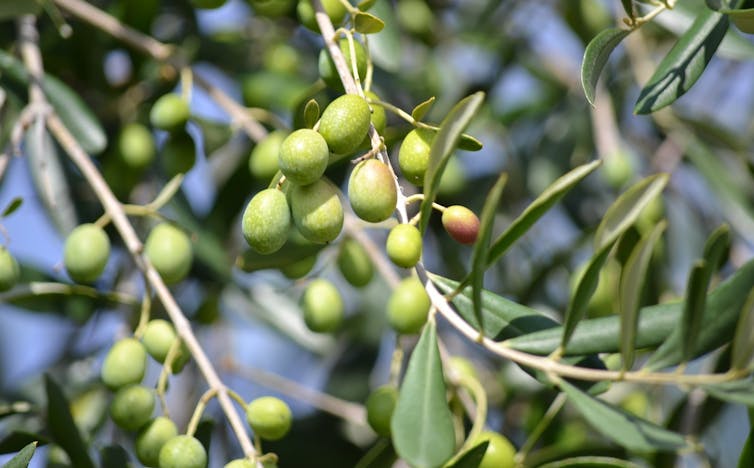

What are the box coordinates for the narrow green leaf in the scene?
[679,261,711,364]
[2,442,37,468]
[703,379,754,407]
[1,197,23,218]
[0,432,47,455]
[619,221,666,371]
[581,28,631,106]
[445,441,489,468]
[303,99,319,129]
[419,92,485,235]
[594,174,668,251]
[357,0,377,11]
[487,160,601,268]
[0,0,41,20]
[539,456,643,468]
[44,375,95,468]
[559,379,688,452]
[469,173,508,335]
[411,96,435,122]
[391,322,455,468]
[561,244,613,350]
[457,133,483,152]
[620,0,635,18]
[0,50,107,154]
[505,257,754,356]
[354,11,385,34]
[99,445,130,468]
[634,9,728,114]
[739,424,754,468]
[731,288,754,371]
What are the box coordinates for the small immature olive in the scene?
[348,159,397,223]
[136,416,178,467]
[242,189,291,255]
[225,460,255,468]
[118,123,155,169]
[447,356,478,382]
[109,384,154,431]
[64,223,110,283]
[387,277,430,334]
[301,278,344,333]
[246,396,292,441]
[441,205,480,245]
[191,0,227,8]
[140,319,190,372]
[281,254,317,279]
[278,129,329,186]
[150,94,190,132]
[297,0,347,32]
[366,385,398,437]
[398,128,434,186]
[318,39,368,91]
[0,247,20,292]
[158,435,207,468]
[364,90,387,134]
[263,43,300,75]
[145,223,193,284]
[101,337,147,389]
[318,94,371,155]
[161,130,197,176]
[249,130,286,180]
[247,0,296,17]
[386,223,422,268]
[337,238,374,288]
[475,430,516,468]
[290,178,344,244]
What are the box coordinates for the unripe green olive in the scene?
[140,319,190,372]
[118,123,155,169]
[242,189,291,255]
[101,337,147,389]
[396,0,435,36]
[301,278,344,333]
[109,384,154,431]
[191,0,227,8]
[398,128,433,186]
[364,91,387,135]
[246,396,292,441]
[475,430,516,468]
[64,223,110,283]
[278,129,330,185]
[281,254,317,279]
[337,238,374,287]
[447,356,478,382]
[158,435,207,468]
[161,130,196,176]
[366,385,397,437]
[348,159,397,223]
[318,94,371,155]
[263,43,300,75]
[247,0,295,17]
[441,205,480,245]
[297,0,347,32]
[144,223,193,284]
[387,277,430,334]
[249,130,286,180]
[318,39,368,91]
[0,247,20,292]
[136,416,178,467]
[386,223,422,268]
[150,94,190,132]
[225,460,255,468]
[290,178,344,244]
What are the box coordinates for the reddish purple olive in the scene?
[441,205,480,245]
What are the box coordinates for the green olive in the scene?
[385,223,422,268]
[109,384,155,431]
[387,276,430,334]
[144,223,193,284]
[348,159,396,223]
[441,205,480,245]
[318,39,368,91]
[301,278,344,333]
[475,431,516,468]
[297,0,347,32]
[398,128,433,186]
[161,130,196,176]
[366,385,397,437]
[290,178,344,244]
[336,238,374,288]
[242,188,291,255]
[249,130,286,180]
[158,435,207,468]
[136,416,178,467]
[118,123,155,169]
[246,396,292,441]
[150,94,190,132]
[278,129,330,186]
[0,247,20,292]
[318,94,371,155]
[281,254,317,279]
[101,337,147,390]
[140,319,190,373]
[64,223,110,283]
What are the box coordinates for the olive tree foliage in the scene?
[1,0,754,467]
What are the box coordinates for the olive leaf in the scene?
[0,432,47,455]
[357,0,377,11]
[581,28,631,106]
[731,288,754,371]
[354,12,385,34]
[445,441,489,468]
[1,197,23,218]
[702,379,754,407]
[411,96,435,122]
[2,441,37,468]
[303,99,320,129]
[45,375,95,468]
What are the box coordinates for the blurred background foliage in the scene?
[1,0,754,466]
